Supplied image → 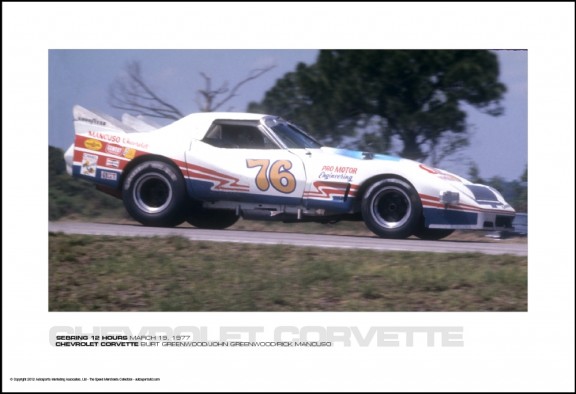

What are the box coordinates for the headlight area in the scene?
[420,184,515,231]
[465,184,502,205]
[439,191,459,205]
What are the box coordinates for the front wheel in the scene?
[361,178,422,239]
[122,160,186,227]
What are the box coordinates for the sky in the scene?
[3,3,574,392]
[49,49,527,181]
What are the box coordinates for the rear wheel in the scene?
[122,161,186,227]
[361,178,422,239]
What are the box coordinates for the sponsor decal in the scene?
[123,148,136,159]
[121,137,148,150]
[100,171,118,181]
[77,117,106,126]
[104,143,136,159]
[84,139,103,151]
[105,144,124,156]
[88,131,121,143]
[105,158,120,168]
[318,165,357,182]
[419,164,461,182]
[87,131,149,150]
[81,153,98,177]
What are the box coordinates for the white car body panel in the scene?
[65,105,516,236]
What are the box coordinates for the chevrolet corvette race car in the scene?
[64,105,515,240]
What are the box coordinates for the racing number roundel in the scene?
[246,159,297,194]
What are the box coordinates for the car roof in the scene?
[183,112,267,122]
[154,112,270,140]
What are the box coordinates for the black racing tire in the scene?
[414,228,455,240]
[122,160,187,227]
[361,178,422,239]
[186,204,239,230]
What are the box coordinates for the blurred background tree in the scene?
[109,61,275,119]
[249,50,507,166]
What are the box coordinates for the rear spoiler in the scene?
[73,105,135,134]
[65,105,159,175]
[121,113,160,132]
[73,105,159,134]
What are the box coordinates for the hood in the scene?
[322,147,402,162]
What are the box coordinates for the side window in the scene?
[203,124,229,147]
[203,123,277,149]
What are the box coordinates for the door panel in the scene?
[185,141,306,205]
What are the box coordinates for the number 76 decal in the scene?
[246,159,297,194]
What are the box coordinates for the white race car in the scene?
[64,105,515,240]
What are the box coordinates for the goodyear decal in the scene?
[77,116,106,126]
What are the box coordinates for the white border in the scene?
[3,2,575,392]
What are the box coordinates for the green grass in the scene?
[49,233,527,312]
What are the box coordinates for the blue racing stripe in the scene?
[72,165,121,188]
[186,179,356,212]
[326,148,401,162]
[423,207,478,226]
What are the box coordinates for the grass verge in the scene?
[49,233,527,312]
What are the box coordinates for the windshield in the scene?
[264,117,323,149]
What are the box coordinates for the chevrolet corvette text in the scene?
[64,106,515,240]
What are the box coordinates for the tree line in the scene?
[110,50,507,168]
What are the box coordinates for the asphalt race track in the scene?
[49,222,527,256]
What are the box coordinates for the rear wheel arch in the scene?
[121,157,188,227]
[121,155,186,191]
